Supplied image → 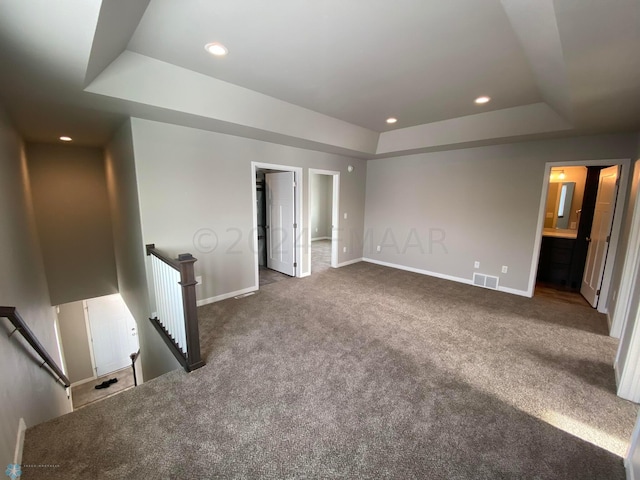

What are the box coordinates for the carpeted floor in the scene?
[22,261,638,479]
[311,239,332,273]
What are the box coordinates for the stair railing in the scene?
[146,244,205,372]
[1,306,70,388]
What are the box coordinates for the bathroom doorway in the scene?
[532,159,630,313]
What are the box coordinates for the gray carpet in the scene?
[22,262,637,479]
[311,239,332,273]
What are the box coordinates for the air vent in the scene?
[472,273,499,290]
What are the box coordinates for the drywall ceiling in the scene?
[0,0,638,156]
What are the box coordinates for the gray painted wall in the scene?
[130,118,366,303]
[0,107,71,468]
[26,143,118,305]
[57,301,94,384]
[105,120,180,381]
[364,134,638,293]
[311,173,333,239]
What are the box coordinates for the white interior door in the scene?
[86,294,139,377]
[581,165,620,307]
[266,171,296,276]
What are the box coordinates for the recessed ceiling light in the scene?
[474,96,491,104]
[204,42,228,56]
[386,117,398,124]
[59,136,72,142]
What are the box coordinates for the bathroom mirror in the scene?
[544,182,575,230]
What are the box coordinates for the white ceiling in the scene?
[0,0,638,156]
[127,0,542,132]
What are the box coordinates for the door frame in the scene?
[251,162,304,287]
[308,169,340,272]
[81,299,98,382]
[613,162,640,401]
[611,164,640,339]
[528,158,630,315]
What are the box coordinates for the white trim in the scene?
[251,162,304,284]
[363,257,475,285]
[528,159,631,313]
[300,271,311,278]
[309,168,341,273]
[82,300,98,380]
[312,236,332,241]
[617,303,640,401]
[611,163,640,339]
[197,285,259,306]
[336,257,363,268]
[599,163,629,314]
[71,375,98,388]
[13,417,26,465]
[363,257,530,295]
[497,285,530,297]
[625,410,640,480]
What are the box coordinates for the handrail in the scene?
[129,349,140,386]
[1,306,70,388]
[146,244,205,372]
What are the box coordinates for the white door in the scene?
[86,294,139,377]
[266,171,296,276]
[581,165,620,307]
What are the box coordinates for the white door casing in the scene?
[266,171,296,276]
[581,166,620,307]
[85,294,139,377]
[308,169,340,271]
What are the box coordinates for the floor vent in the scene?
[234,292,256,299]
[473,273,499,290]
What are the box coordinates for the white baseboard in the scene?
[14,418,26,464]
[497,285,531,297]
[363,258,474,285]
[336,258,363,268]
[607,311,614,332]
[362,257,529,297]
[71,375,98,388]
[300,271,311,278]
[312,237,331,241]
[197,285,258,306]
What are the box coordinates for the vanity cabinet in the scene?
[537,236,576,288]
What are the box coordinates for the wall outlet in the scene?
[343,246,347,253]
[315,227,318,233]
[376,245,381,252]
[474,261,480,269]
[343,212,348,220]
[501,266,508,274]
[196,276,202,285]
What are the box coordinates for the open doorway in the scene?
[251,162,303,288]
[309,169,340,274]
[56,293,139,409]
[531,159,630,314]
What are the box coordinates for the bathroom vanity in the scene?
[537,229,577,288]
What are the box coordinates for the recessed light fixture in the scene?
[386,117,398,124]
[204,42,228,56]
[474,96,491,104]
[59,136,72,142]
